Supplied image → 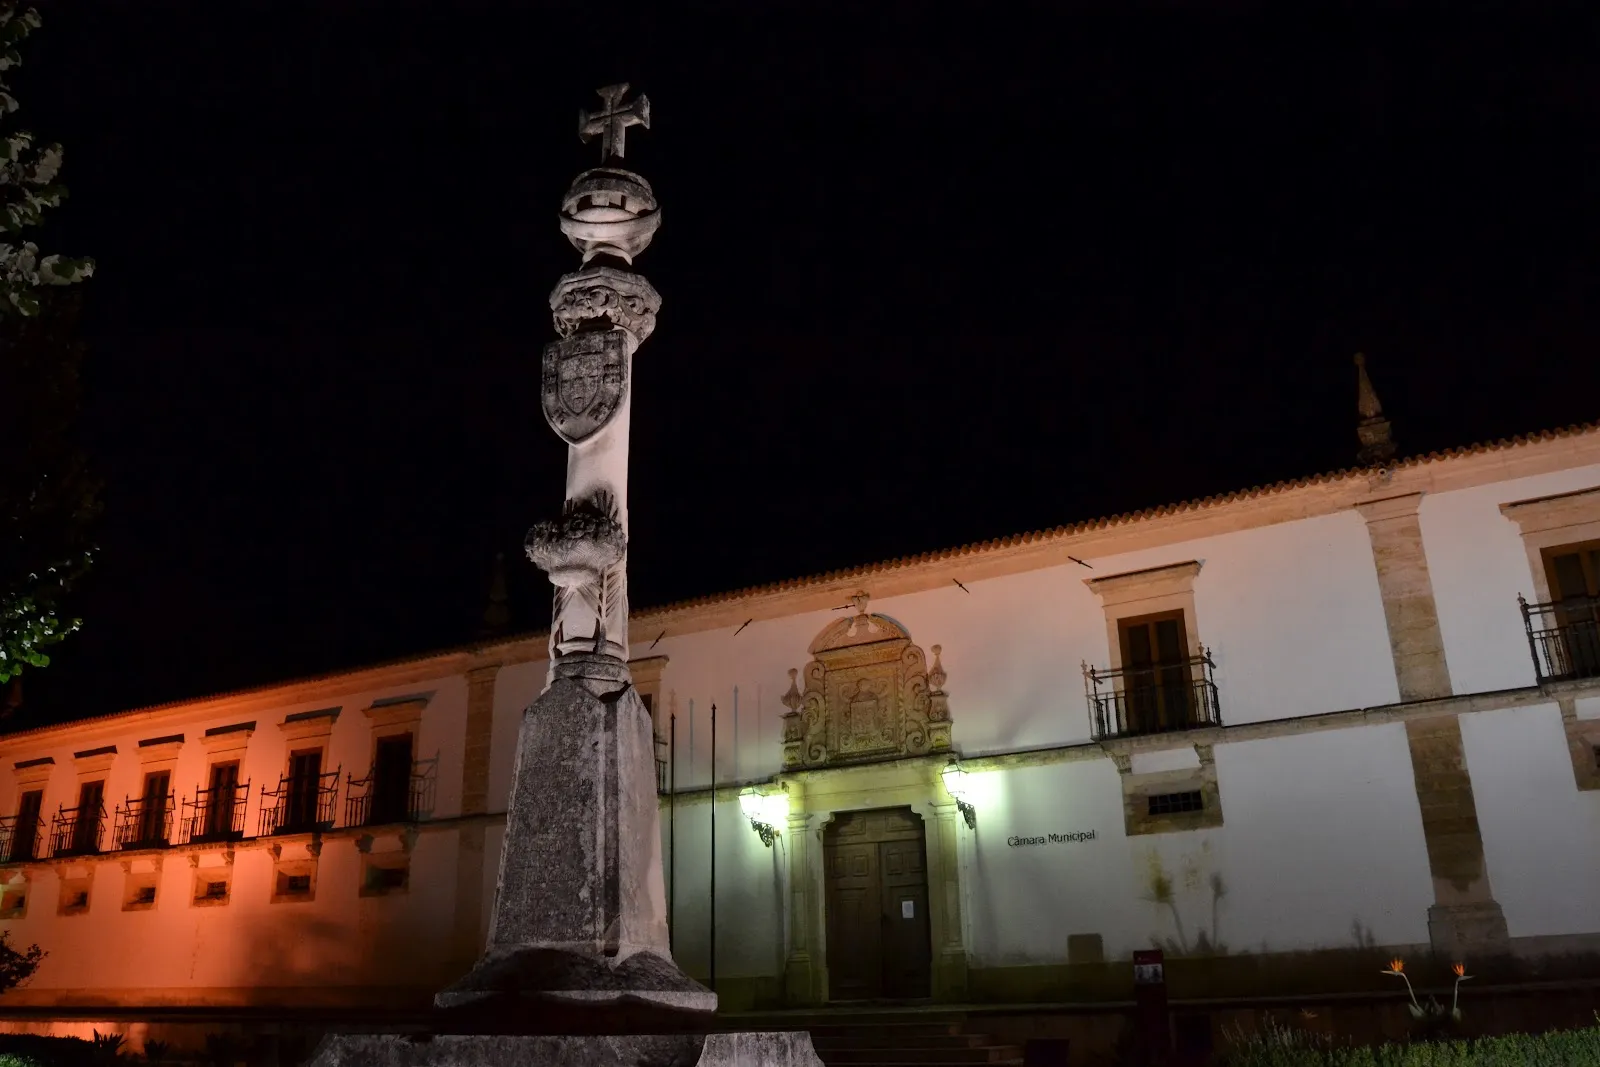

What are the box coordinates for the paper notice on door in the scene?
[901,899,914,919]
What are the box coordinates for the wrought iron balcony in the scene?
[1084,650,1222,740]
[49,804,106,858]
[179,778,251,844]
[0,814,42,864]
[258,768,340,836]
[112,794,175,850]
[344,759,436,827]
[1521,593,1600,684]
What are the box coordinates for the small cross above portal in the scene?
[579,83,651,162]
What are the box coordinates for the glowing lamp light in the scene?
[942,758,977,830]
[739,786,786,848]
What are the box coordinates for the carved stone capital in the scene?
[550,266,662,345]
[525,491,627,589]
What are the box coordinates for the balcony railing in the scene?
[0,814,42,864]
[49,804,107,858]
[179,779,251,844]
[1085,650,1222,740]
[112,794,175,850]
[258,768,340,836]
[655,733,668,794]
[1521,593,1600,684]
[344,759,436,827]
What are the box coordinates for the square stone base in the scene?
[309,1031,823,1067]
[1428,901,1510,960]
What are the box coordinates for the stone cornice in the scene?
[1355,492,1425,523]
[1085,560,1202,606]
[1499,485,1600,535]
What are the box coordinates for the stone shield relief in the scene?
[541,329,628,445]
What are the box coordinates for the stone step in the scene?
[818,1046,1023,1064]
[810,1034,992,1050]
[792,1022,969,1038]
[811,1062,1022,1067]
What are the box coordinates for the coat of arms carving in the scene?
[541,329,628,445]
[779,593,953,770]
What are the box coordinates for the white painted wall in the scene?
[960,725,1433,967]
[1460,702,1600,938]
[1421,465,1600,697]
[639,508,1399,777]
[658,796,786,982]
[0,674,471,1001]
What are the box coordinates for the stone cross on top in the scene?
[579,83,651,161]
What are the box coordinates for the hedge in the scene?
[1220,1022,1600,1067]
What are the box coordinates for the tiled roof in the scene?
[4,420,1595,740]
[638,421,1600,616]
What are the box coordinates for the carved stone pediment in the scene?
[780,594,952,770]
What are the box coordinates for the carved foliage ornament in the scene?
[541,328,628,445]
[780,594,952,770]
[550,266,661,344]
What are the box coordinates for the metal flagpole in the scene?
[709,701,717,994]
[668,711,676,956]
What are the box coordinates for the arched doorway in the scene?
[823,806,932,1001]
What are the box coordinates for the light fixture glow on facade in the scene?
[942,758,976,830]
[738,786,786,848]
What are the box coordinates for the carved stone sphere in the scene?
[560,167,661,264]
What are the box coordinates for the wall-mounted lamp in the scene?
[738,785,787,848]
[941,758,976,830]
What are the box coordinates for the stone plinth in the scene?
[438,653,713,1018]
[309,1031,825,1067]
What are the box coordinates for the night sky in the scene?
[14,3,1600,723]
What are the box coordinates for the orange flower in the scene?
[1388,957,1405,974]
[1453,962,1466,977]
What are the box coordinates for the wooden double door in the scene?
[823,807,932,1001]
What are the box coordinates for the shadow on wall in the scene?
[1142,847,1228,957]
[235,910,360,1004]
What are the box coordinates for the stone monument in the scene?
[307,86,824,1067]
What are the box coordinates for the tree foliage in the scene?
[0,930,42,992]
[0,2,96,686]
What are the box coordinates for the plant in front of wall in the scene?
[88,1032,123,1066]
[1381,957,1473,1035]
[140,1041,168,1067]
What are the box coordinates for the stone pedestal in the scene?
[309,1031,824,1067]
[438,654,711,1016]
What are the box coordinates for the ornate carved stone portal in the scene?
[781,593,952,770]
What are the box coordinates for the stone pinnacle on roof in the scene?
[477,552,511,638]
[1354,352,1396,465]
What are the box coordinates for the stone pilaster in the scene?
[1358,493,1505,957]
[461,664,500,817]
[1406,716,1509,958]
[781,808,825,1006]
[1358,493,1452,701]
[449,665,500,972]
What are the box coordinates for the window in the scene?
[133,886,156,905]
[68,891,87,908]
[1542,542,1600,678]
[363,864,408,894]
[138,771,171,845]
[203,761,241,838]
[369,734,413,825]
[204,880,228,899]
[285,874,311,894]
[285,750,323,830]
[10,789,42,862]
[71,780,104,855]
[1118,612,1196,735]
[1148,790,1204,816]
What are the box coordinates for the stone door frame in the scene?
[778,754,968,1005]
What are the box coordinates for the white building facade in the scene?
[1,426,1599,1017]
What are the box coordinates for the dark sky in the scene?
[13,2,1600,722]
